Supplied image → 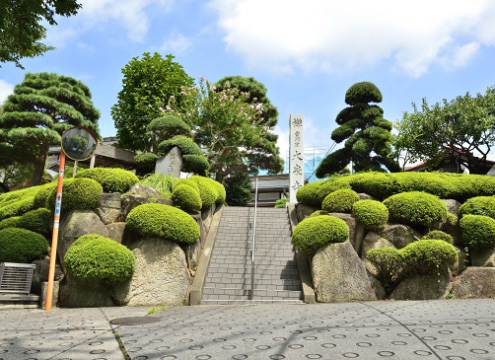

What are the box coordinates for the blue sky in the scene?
[1,0,495,165]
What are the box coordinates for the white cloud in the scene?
[209,0,495,77]
[161,33,192,54]
[0,80,14,104]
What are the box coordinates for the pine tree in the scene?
[0,73,100,186]
[316,82,399,178]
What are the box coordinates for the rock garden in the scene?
[294,171,495,302]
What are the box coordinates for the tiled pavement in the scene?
[1,299,495,359]
[201,207,303,304]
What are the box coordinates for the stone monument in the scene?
[155,146,183,178]
[289,114,304,203]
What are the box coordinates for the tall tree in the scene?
[0,72,100,186]
[112,52,195,152]
[316,82,399,178]
[1,0,81,68]
[394,87,495,174]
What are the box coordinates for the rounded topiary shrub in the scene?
[292,215,349,257]
[309,210,329,217]
[322,189,359,213]
[345,81,383,105]
[0,228,48,263]
[64,234,135,285]
[296,182,322,207]
[460,214,495,248]
[383,191,447,229]
[147,115,192,139]
[0,216,21,230]
[458,196,495,219]
[33,182,58,209]
[366,247,403,291]
[174,179,200,193]
[316,180,352,205]
[189,176,218,209]
[422,230,454,244]
[158,135,204,156]
[0,196,35,221]
[47,178,102,213]
[182,154,209,176]
[352,200,388,230]
[172,185,202,212]
[17,208,52,236]
[210,179,226,204]
[401,239,457,276]
[126,203,200,244]
[75,167,139,193]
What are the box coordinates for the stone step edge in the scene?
[202,287,301,292]
[201,300,304,304]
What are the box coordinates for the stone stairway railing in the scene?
[201,207,303,305]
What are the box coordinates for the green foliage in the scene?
[401,240,457,276]
[147,306,167,315]
[352,200,389,230]
[33,182,58,209]
[422,230,454,244]
[224,171,252,206]
[182,155,209,176]
[47,178,102,213]
[444,212,458,230]
[158,135,203,156]
[172,185,202,212]
[309,210,329,217]
[134,152,158,175]
[292,215,349,257]
[367,247,403,291]
[112,52,194,151]
[16,208,52,236]
[1,0,81,68]
[0,216,20,230]
[126,204,200,244]
[460,214,495,248]
[210,179,226,204]
[322,189,360,213]
[189,176,219,209]
[0,228,48,263]
[64,234,135,285]
[147,115,192,150]
[394,88,495,173]
[139,173,178,197]
[174,179,199,193]
[296,179,351,207]
[274,198,289,208]
[458,196,495,219]
[317,82,397,177]
[0,73,100,185]
[383,192,447,229]
[75,168,138,193]
[0,196,35,221]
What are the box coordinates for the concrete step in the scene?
[208,261,298,269]
[201,299,304,305]
[207,266,299,274]
[203,280,301,291]
[202,288,302,300]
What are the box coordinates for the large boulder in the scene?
[367,272,386,300]
[113,238,191,306]
[59,210,109,266]
[31,259,63,295]
[470,247,495,267]
[59,275,114,308]
[452,267,495,298]
[311,241,376,303]
[443,199,461,216]
[328,213,365,255]
[450,245,468,275]
[106,222,127,244]
[95,192,122,225]
[121,184,173,220]
[377,224,422,249]
[360,231,395,277]
[358,193,376,201]
[295,203,319,222]
[389,268,452,300]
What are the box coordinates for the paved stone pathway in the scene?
[1,299,495,359]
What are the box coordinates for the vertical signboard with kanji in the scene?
[289,114,304,203]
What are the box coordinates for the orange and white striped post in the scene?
[45,151,66,311]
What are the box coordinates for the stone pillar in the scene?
[289,114,304,203]
[155,146,183,178]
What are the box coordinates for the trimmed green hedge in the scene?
[309,210,329,217]
[0,228,48,263]
[210,179,226,204]
[352,200,388,230]
[147,115,192,139]
[174,179,200,193]
[383,191,447,229]
[182,154,209,176]
[401,240,457,276]
[75,167,139,193]
[33,182,58,209]
[126,203,200,244]
[367,247,403,291]
[322,189,359,213]
[292,215,349,257]
[64,234,135,285]
[458,196,495,219]
[17,208,52,236]
[296,180,351,207]
[158,135,204,156]
[0,216,21,230]
[172,185,202,212]
[422,230,454,244]
[0,196,35,221]
[189,176,219,209]
[47,178,102,213]
[460,214,495,248]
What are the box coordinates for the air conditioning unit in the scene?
[0,263,36,294]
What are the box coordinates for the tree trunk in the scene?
[30,146,48,186]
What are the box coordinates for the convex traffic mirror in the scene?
[61,126,98,161]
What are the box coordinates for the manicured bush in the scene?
[367,247,404,291]
[296,182,323,207]
[75,168,139,193]
[446,212,458,228]
[210,179,226,204]
[345,81,382,105]
[0,216,21,230]
[182,154,209,176]
[316,179,352,205]
[189,176,218,209]
[0,186,38,207]
[17,208,52,236]
[172,185,202,212]
[274,198,289,208]
[126,203,200,244]
[422,230,454,244]
[46,178,102,213]
[0,196,35,221]
[0,228,48,263]
[458,196,495,219]
[460,214,495,248]
[346,172,397,200]
[134,152,158,175]
[352,200,388,230]
[64,234,135,285]
[292,215,349,257]
[383,191,447,229]
[158,135,204,156]
[309,210,328,217]
[401,240,457,276]
[322,189,359,213]
[174,179,200,193]
[147,115,192,140]
[33,182,58,209]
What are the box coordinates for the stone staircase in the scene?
[201,207,303,305]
